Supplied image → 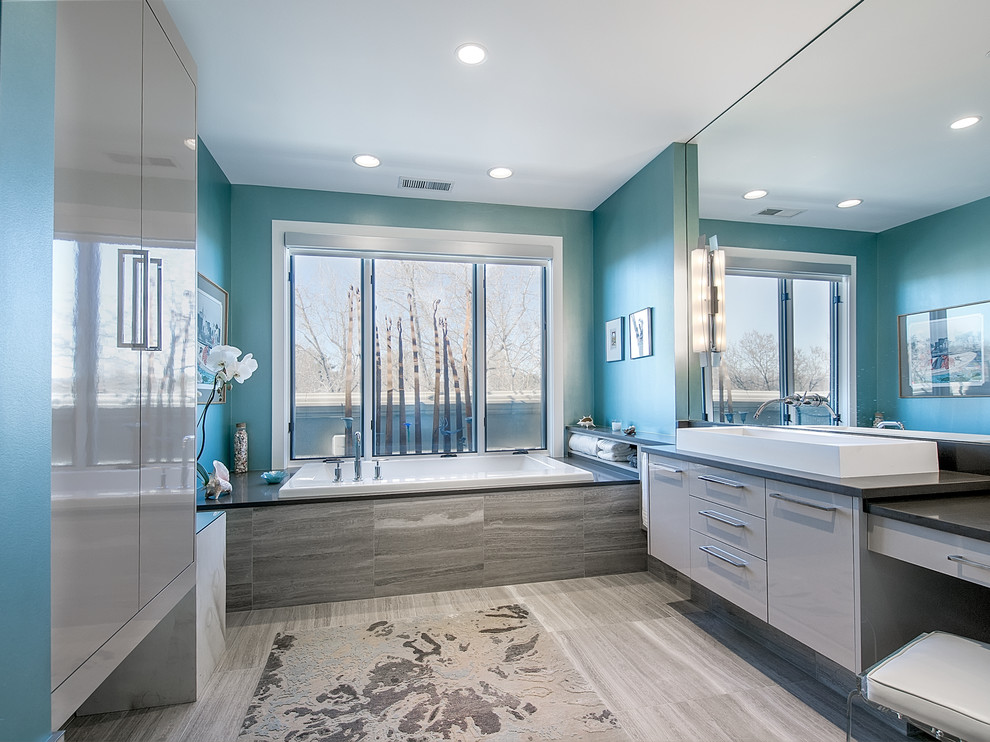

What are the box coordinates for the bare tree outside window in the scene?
[289,255,548,458]
[486,264,545,450]
[374,259,473,455]
[291,255,361,458]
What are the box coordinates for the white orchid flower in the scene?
[230,353,258,383]
[205,344,242,382]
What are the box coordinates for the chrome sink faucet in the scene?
[754,392,839,423]
[753,394,802,419]
[353,432,362,481]
[876,420,905,430]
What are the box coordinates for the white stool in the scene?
[846,631,990,742]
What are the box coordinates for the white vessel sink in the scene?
[676,426,939,478]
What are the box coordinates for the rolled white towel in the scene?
[598,449,633,462]
[598,439,633,456]
[568,434,601,457]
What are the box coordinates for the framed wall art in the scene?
[898,300,990,397]
[606,317,624,362]
[197,273,228,404]
[629,307,653,359]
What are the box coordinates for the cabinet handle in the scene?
[698,509,747,528]
[147,257,163,352]
[699,545,748,568]
[117,248,149,349]
[697,474,745,489]
[768,491,837,512]
[650,463,684,474]
[948,554,990,572]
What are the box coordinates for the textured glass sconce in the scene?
[691,234,726,365]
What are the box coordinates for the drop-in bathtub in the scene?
[277,454,595,499]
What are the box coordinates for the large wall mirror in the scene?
[689,0,990,436]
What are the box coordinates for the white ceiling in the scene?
[163,0,860,212]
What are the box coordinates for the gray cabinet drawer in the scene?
[690,529,768,621]
[766,481,858,671]
[647,454,691,573]
[869,515,990,590]
[689,464,766,517]
[690,496,767,559]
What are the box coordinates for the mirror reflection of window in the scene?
[715,273,838,426]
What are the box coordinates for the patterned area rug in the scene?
[239,603,630,741]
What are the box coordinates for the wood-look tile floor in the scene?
[64,572,905,742]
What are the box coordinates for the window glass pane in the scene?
[791,278,835,425]
[374,259,474,455]
[485,264,546,450]
[720,275,780,424]
[290,254,362,458]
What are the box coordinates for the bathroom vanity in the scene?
[642,427,990,676]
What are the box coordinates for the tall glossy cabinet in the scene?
[51,0,196,725]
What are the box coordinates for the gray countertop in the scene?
[866,495,990,543]
[197,457,637,511]
[640,444,990,500]
[641,443,990,542]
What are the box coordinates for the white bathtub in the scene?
[277,454,595,499]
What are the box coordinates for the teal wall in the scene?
[592,143,695,436]
[229,185,594,470]
[699,218,879,427]
[196,138,232,467]
[0,2,56,739]
[876,195,990,432]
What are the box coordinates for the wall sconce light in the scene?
[691,234,726,365]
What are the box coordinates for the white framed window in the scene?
[706,247,856,426]
[271,221,564,466]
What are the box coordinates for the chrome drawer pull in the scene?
[697,474,745,489]
[948,555,990,572]
[698,509,747,528]
[650,463,684,474]
[768,491,837,512]
[699,545,748,568]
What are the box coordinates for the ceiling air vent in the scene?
[398,177,453,192]
[755,207,806,218]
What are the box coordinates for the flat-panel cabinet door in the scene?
[766,482,858,671]
[646,454,691,574]
[51,0,144,691]
[138,4,197,607]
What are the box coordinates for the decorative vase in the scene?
[234,422,248,474]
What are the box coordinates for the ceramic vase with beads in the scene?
[234,422,248,474]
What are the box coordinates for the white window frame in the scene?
[271,220,565,467]
[716,246,857,427]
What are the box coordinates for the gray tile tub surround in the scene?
[224,483,646,611]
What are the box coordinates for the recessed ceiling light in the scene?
[950,115,981,130]
[353,154,381,168]
[456,43,487,65]
[743,189,768,200]
[183,138,196,151]
[487,167,512,179]
[837,199,862,209]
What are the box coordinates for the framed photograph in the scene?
[898,300,990,398]
[605,317,624,362]
[197,273,228,404]
[629,307,653,359]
